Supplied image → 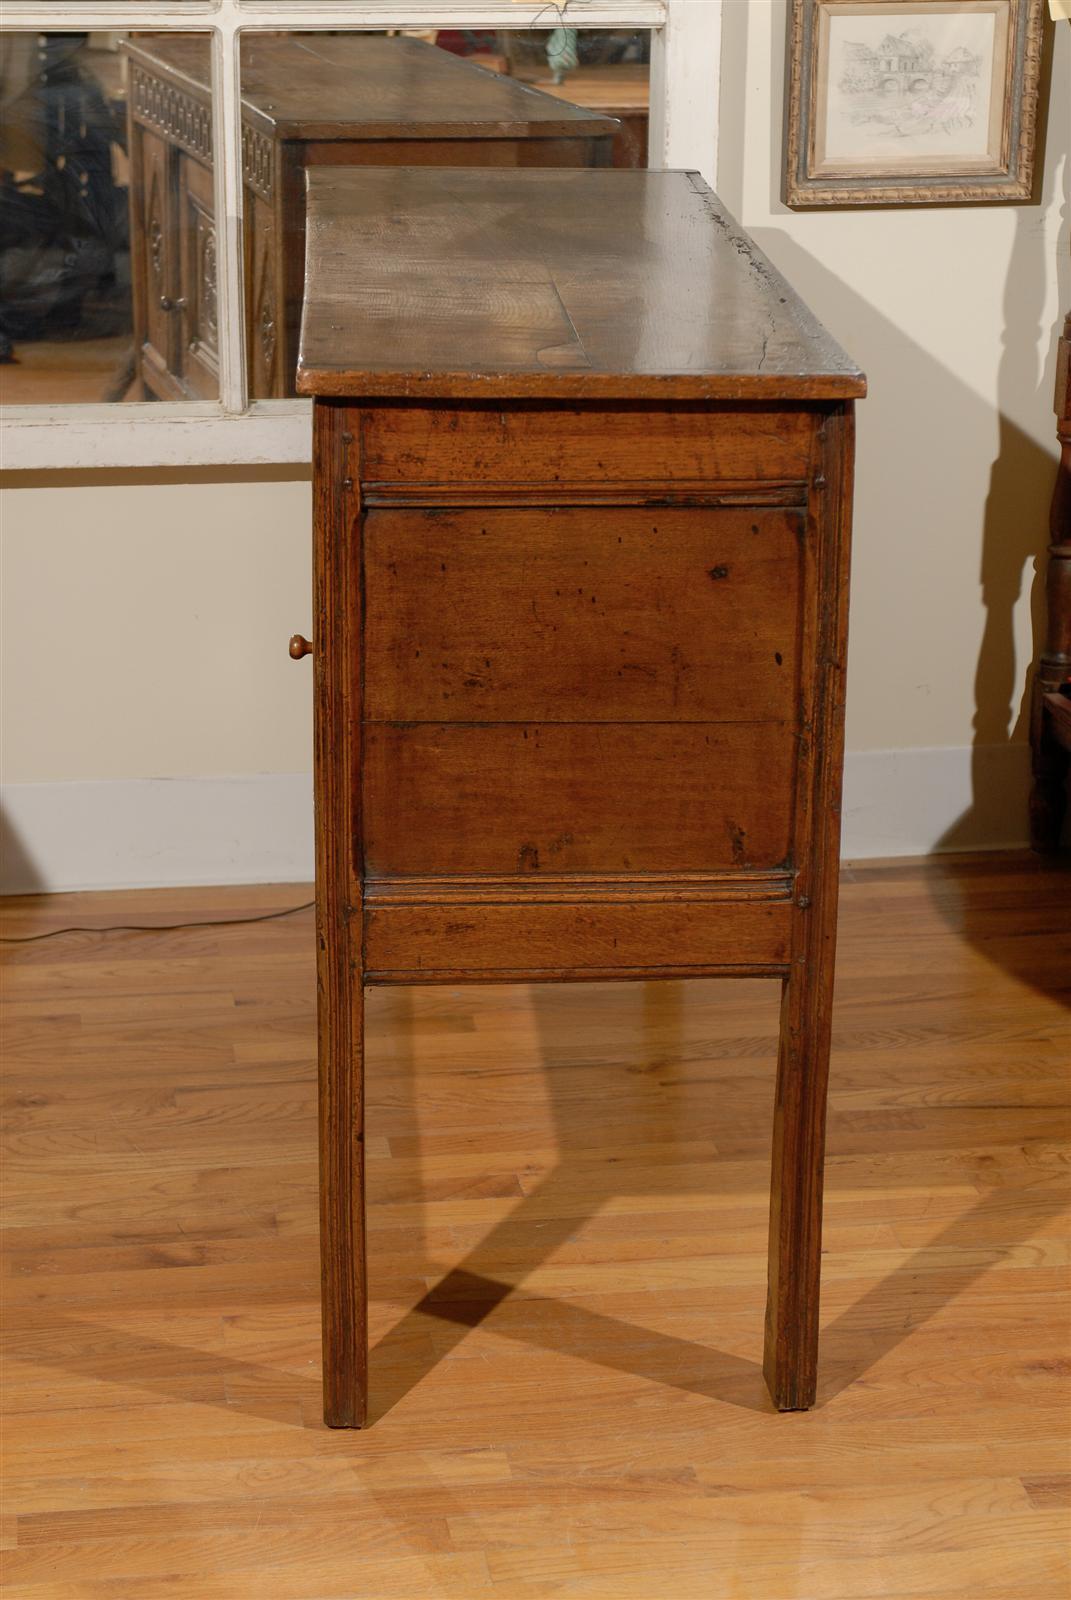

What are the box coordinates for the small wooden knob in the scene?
[289,634,313,660]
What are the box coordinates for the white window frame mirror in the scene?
[0,0,722,468]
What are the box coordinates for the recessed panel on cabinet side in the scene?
[363,505,802,724]
[362,721,794,877]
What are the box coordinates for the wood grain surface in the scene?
[296,169,867,400]
[362,505,802,723]
[362,897,794,981]
[1,852,1068,1598]
[312,368,848,1419]
[124,34,615,402]
[132,33,619,142]
[357,401,817,486]
[362,720,796,877]
[312,404,367,1429]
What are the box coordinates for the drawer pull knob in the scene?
[289,634,313,660]
[159,295,187,313]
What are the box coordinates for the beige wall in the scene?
[2,472,312,782]
[719,5,1069,766]
[1,12,1068,882]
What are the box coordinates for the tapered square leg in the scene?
[763,957,835,1411]
[312,400,367,1427]
[762,402,852,1411]
[318,970,367,1428]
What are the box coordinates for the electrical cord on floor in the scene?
[0,900,315,945]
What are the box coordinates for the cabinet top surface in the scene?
[125,34,618,142]
[297,168,866,401]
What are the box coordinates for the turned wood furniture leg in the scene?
[1029,309,1071,852]
[1030,686,1070,851]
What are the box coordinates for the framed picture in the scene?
[784,0,1047,205]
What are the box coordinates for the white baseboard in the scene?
[0,774,314,895]
[0,744,1033,895]
[839,741,1031,860]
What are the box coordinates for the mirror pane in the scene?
[0,29,217,406]
[239,27,650,398]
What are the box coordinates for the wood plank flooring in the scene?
[0,336,136,407]
[1,854,1068,1598]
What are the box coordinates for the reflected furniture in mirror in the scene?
[509,64,649,169]
[499,29,650,168]
[295,165,865,1426]
[123,34,618,401]
[0,33,133,403]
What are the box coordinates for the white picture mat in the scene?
[812,2,1011,175]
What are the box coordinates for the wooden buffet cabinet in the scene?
[123,34,617,400]
[294,166,865,1426]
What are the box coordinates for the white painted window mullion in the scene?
[648,0,721,187]
[214,8,247,415]
[1,4,667,29]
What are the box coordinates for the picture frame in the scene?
[784,0,1047,205]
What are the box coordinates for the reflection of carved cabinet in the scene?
[124,35,618,400]
[245,190,282,401]
[178,156,218,400]
[511,64,650,168]
[127,49,216,401]
[134,126,174,388]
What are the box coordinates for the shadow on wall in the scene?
[717,0,1070,856]
[938,183,1071,854]
[748,217,1066,854]
[0,804,47,895]
[744,219,1071,999]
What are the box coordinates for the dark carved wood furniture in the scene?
[1029,308,1071,851]
[296,166,865,1427]
[123,34,617,400]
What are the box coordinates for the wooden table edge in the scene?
[295,369,868,401]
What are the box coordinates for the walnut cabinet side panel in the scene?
[311,396,855,1424]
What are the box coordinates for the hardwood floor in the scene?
[1,854,1068,1598]
[0,335,137,406]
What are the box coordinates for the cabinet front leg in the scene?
[319,946,367,1428]
[763,956,834,1412]
[313,399,366,1427]
[763,402,851,1409]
